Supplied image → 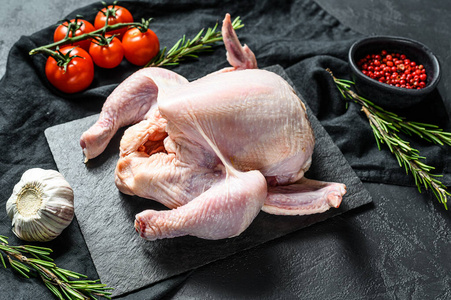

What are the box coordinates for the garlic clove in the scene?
[6,168,75,242]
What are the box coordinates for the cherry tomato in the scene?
[89,36,124,68]
[122,27,160,66]
[53,17,95,51]
[94,4,133,39]
[45,46,94,94]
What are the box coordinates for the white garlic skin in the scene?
[6,168,75,242]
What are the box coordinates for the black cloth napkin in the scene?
[0,0,449,298]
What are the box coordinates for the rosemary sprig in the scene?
[145,16,244,67]
[327,69,450,209]
[0,235,113,299]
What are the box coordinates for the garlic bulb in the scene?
[6,168,74,242]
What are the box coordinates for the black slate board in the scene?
[44,65,372,297]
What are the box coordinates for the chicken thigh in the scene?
[80,14,346,240]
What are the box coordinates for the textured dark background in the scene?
[0,1,450,299]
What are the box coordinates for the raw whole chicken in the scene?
[80,14,346,241]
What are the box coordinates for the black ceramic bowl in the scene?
[348,36,441,110]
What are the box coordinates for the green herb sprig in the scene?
[145,16,244,67]
[327,69,450,209]
[0,235,113,299]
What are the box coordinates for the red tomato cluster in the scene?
[357,50,427,89]
[47,4,160,93]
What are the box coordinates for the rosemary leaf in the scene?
[24,248,52,258]
[192,29,204,43]
[393,152,403,168]
[168,38,183,54]
[23,245,53,254]
[63,285,86,300]
[411,121,440,128]
[45,280,64,300]
[25,244,53,251]
[8,257,30,278]
[0,252,5,269]
[53,268,69,282]
[0,245,20,255]
[15,259,32,272]
[28,258,56,268]
[71,283,105,289]
[59,285,75,300]
[56,267,87,279]
[202,27,213,42]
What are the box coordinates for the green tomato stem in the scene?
[29,20,149,55]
